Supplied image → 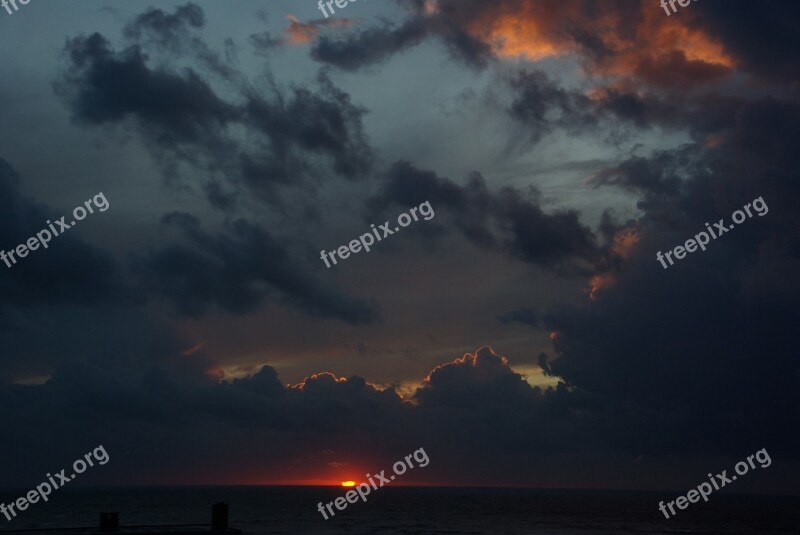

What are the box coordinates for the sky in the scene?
[0,0,799,493]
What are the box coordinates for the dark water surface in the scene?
[0,487,797,534]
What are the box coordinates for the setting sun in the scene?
[341,481,356,487]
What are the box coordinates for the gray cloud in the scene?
[368,161,599,272]
[55,5,373,211]
[310,18,430,71]
[0,158,126,310]
[132,211,378,323]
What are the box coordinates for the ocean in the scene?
[0,487,797,534]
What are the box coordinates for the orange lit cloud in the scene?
[180,341,205,356]
[287,371,348,389]
[286,15,320,44]
[587,227,641,300]
[705,133,725,148]
[610,227,641,260]
[588,272,615,301]
[421,347,510,385]
[454,1,734,86]
[473,10,560,62]
[204,366,225,380]
[285,14,352,45]
[422,0,440,16]
[287,371,389,394]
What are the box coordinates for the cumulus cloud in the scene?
[0,344,598,487]
[414,346,540,409]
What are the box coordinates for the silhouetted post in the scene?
[99,512,119,531]
[212,502,229,530]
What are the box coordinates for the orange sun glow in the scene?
[341,481,356,487]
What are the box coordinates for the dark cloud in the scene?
[0,156,377,326]
[306,6,498,71]
[132,212,378,323]
[506,69,747,145]
[541,94,800,459]
[43,4,389,326]
[413,346,539,409]
[0,142,376,334]
[55,5,373,211]
[310,19,429,71]
[0,158,126,310]
[55,32,239,149]
[432,18,495,69]
[368,161,599,272]
[122,3,206,50]
[507,70,598,142]
[241,70,373,186]
[591,96,800,220]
